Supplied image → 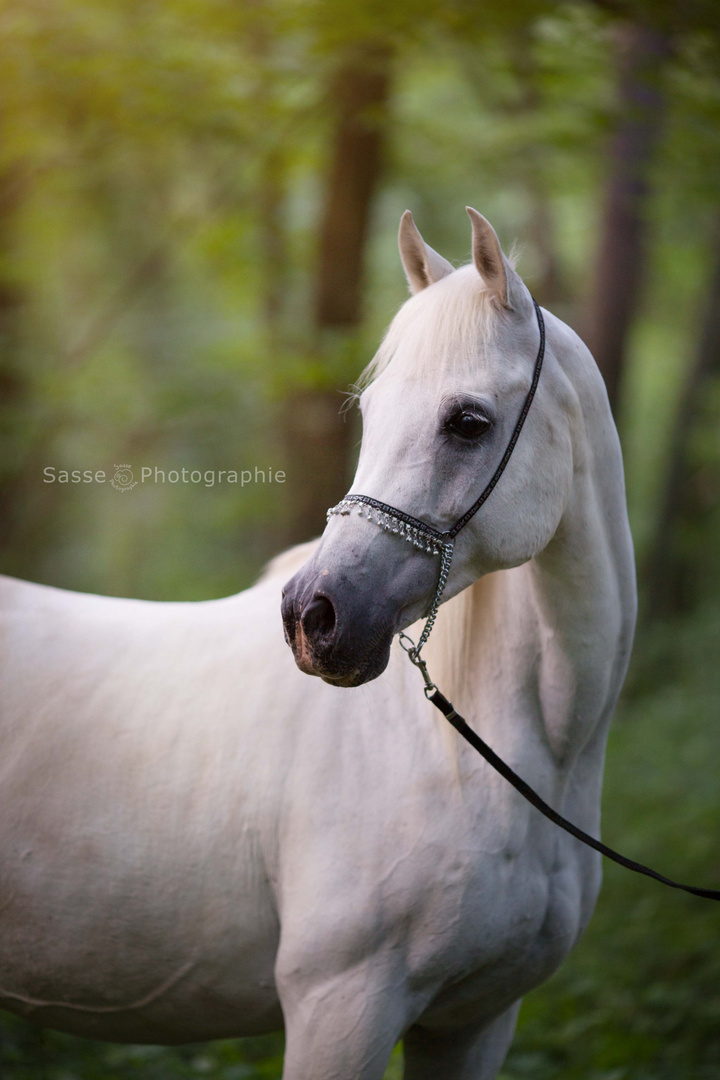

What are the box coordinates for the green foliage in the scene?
[0,1025,286,1079]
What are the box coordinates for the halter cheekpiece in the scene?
[328,297,546,664]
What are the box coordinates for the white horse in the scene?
[0,209,636,1079]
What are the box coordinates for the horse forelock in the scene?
[356,264,511,392]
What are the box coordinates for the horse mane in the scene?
[415,572,507,713]
[357,261,515,392]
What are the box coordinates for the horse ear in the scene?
[398,210,454,294]
[466,207,528,312]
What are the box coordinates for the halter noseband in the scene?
[327,298,546,666]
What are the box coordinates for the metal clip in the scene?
[399,632,437,698]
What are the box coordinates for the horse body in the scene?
[0,211,636,1079]
[0,572,286,1041]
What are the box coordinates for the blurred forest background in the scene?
[0,0,719,1076]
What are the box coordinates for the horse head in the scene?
[282,208,576,686]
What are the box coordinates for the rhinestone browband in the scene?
[327,495,449,556]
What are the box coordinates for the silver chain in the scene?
[398,539,453,697]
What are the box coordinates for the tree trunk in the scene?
[645,222,720,620]
[282,385,355,545]
[0,163,31,555]
[585,20,671,416]
[282,44,392,545]
[508,33,565,310]
[259,143,287,337]
[245,3,289,342]
[314,43,392,328]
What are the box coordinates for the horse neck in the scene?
[426,405,636,771]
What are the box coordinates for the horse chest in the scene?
[407,835,586,1027]
[353,763,592,1027]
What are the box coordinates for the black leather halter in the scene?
[333,298,545,542]
[328,297,546,656]
[326,296,720,903]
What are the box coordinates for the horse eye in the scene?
[446,410,491,440]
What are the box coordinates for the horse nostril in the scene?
[301,595,337,642]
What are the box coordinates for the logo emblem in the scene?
[111,465,137,493]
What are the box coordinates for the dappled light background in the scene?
[1,0,719,1076]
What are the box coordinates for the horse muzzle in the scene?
[281,528,440,686]
[281,580,395,686]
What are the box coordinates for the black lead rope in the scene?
[329,297,720,901]
[429,689,720,902]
